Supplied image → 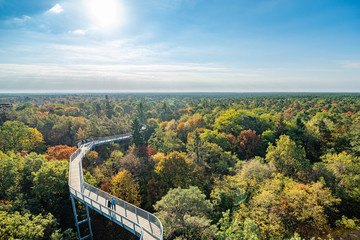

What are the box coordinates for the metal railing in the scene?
[83,183,162,235]
[69,185,144,239]
[69,134,163,240]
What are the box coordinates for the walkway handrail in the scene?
[69,185,144,239]
[69,133,163,240]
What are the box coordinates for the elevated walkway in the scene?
[69,134,163,240]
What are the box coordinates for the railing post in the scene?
[148,213,154,234]
[135,208,139,223]
[124,202,127,217]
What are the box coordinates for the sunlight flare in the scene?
[87,0,123,30]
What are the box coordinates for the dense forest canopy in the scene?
[1,93,360,239]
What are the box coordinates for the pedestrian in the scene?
[111,198,116,211]
[107,200,111,209]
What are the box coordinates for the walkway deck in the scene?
[69,134,163,240]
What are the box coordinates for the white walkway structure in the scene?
[68,134,163,240]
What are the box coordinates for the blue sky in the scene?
[0,0,360,92]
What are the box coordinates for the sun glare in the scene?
[87,0,123,30]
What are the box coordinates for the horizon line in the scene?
[1,91,360,95]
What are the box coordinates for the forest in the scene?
[1,93,360,240]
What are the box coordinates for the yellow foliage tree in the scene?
[109,169,141,206]
[234,174,340,239]
[154,151,194,196]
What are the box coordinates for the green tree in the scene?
[322,152,360,200]
[154,186,216,239]
[104,95,115,119]
[0,211,76,240]
[0,151,18,198]
[216,210,261,240]
[102,150,124,177]
[322,152,360,216]
[274,113,286,138]
[136,101,146,124]
[0,121,44,153]
[188,132,238,175]
[200,129,233,152]
[213,109,263,136]
[211,158,274,221]
[349,122,360,156]
[32,160,70,220]
[131,117,145,146]
[149,127,184,154]
[265,135,310,180]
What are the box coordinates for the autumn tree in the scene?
[237,129,261,159]
[119,148,141,177]
[235,174,339,239]
[109,169,141,206]
[82,150,98,168]
[154,151,194,197]
[75,127,88,143]
[46,145,77,161]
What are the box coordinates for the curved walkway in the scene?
[69,134,163,240]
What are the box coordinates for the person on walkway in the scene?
[107,200,111,209]
[111,198,116,211]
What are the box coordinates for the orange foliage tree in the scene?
[237,129,261,159]
[46,145,77,161]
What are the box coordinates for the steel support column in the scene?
[71,196,93,240]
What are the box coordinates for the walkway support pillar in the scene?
[71,196,94,240]
[71,196,81,240]
[85,205,93,240]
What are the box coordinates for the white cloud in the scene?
[70,29,87,35]
[48,4,64,14]
[12,15,31,23]
[1,63,359,92]
[342,61,360,69]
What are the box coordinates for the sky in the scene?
[0,0,360,92]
